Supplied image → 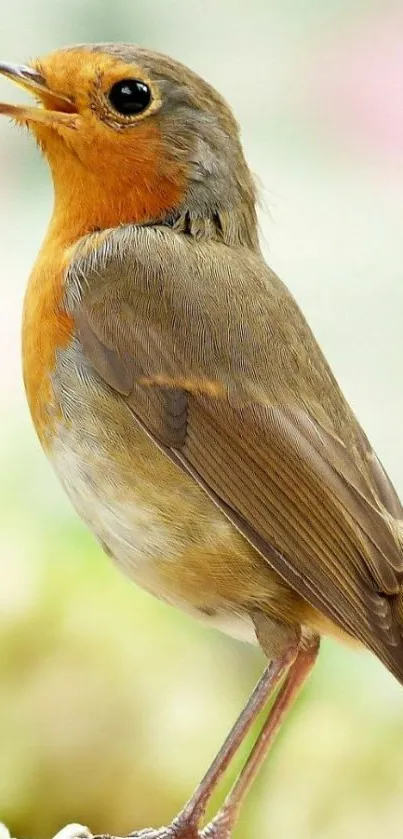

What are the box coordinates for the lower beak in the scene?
[0,62,78,128]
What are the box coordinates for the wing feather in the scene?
[66,224,403,678]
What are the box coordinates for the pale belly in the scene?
[50,422,258,644]
[50,347,261,644]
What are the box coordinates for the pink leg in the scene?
[203,638,320,838]
[107,637,318,839]
[179,643,298,828]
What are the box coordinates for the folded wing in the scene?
[68,224,403,680]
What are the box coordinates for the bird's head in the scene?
[0,44,258,247]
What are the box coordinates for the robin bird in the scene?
[1,43,403,839]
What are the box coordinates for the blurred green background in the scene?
[0,1,403,838]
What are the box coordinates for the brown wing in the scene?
[67,224,403,680]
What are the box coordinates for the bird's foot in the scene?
[93,811,231,839]
[126,813,229,839]
[200,814,231,839]
[127,818,199,839]
[0,815,231,839]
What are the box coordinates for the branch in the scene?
[0,822,218,839]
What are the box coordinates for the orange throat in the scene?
[22,122,187,448]
[22,230,74,449]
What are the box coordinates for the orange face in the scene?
[0,45,248,244]
[0,48,189,236]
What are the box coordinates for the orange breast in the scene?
[22,234,74,448]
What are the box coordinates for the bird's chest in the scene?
[22,259,279,644]
[50,345,187,581]
[22,249,171,579]
[46,339,238,604]
[22,246,74,447]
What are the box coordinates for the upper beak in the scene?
[0,61,78,128]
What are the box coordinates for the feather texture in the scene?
[66,223,403,680]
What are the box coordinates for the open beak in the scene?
[0,62,78,128]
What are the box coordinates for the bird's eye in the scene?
[108,79,152,116]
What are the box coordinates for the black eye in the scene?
[108,79,151,116]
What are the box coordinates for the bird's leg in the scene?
[203,636,320,839]
[122,639,299,839]
[89,633,317,839]
[178,644,297,829]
